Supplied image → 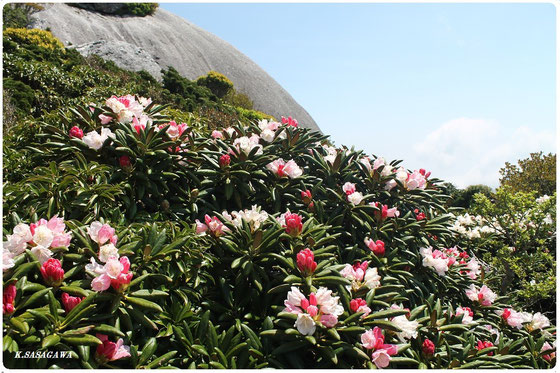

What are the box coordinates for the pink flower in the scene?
[219,154,231,168]
[342,182,356,195]
[40,258,64,287]
[266,159,303,179]
[282,212,303,237]
[204,215,230,237]
[365,238,385,256]
[541,342,556,362]
[466,284,497,306]
[419,168,431,179]
[88,222,118,246]
[195,220,208,235]
[350,298,371,317]
[98,114,113,125]
[361,327,398,369]
[95,334,131,362]
[281,116,298,127]
[61,292,84,313]
[296,248,317,276]
[92,274,112,292]
[405,170,427,190]
[69,126,84,139]
[110,257,133,292]
[371,202,400,221]
[476,340,494,356]
[422,339,435,356]
[3,284,16,315]
[211,130,223,139]
[284,287,343,334]
[414,209,426,221]
[301,190,312,205]
[132,116,145,134]
[320,314,338,327]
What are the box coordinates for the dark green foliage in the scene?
[2,3,44,29]
[450,184,494,208]
[125,3,158,17]
[162,66,218,111]
[3,78,35,115]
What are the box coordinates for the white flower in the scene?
[33,225,54,249]
[85,257,105,275]
[529,313,550,330]
[30,246,53,264]
[536,195,550,204]
[466,257,481,280]
[392,315,419,342]
[315,287,344,316]
[420,247,449,276]
[455,307,475,324]
[99,243,119,263]
[363,268,382,289]
[233,135,262,155]
[83,128,114,150]
[347,192,364,206]
[260,128,275,142]
[2,251,15,272]
[104,257,123,279]
[286,286,306,308]
[395,167,408,183]
[295,313,316,335]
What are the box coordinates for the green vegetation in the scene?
[499,152,556,196]
[196,70,234,98]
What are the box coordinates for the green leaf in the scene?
[41,334,61,349]
[125,296,163,312]
[138,337,157,367]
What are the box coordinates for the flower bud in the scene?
[284,213,303,237]
[422,339,435,356]
[219,154,231,168]
[61,292,84,312]
[3,284,16,315]
[69,126,84,139]
[40,258,64,287]
[301,190,312,205]
[119,155,131,168]
[296,248,317,276]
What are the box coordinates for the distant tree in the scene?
[450,184,494,209]
[499,152,556,196]
[196,71,234,99]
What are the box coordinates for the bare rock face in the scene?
[73,40,162,80]
[29,3,320,131]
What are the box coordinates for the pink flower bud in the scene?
[307,305,318,317]
[300,298,309,310]
[350,298,367,313]
[284,213,303,237]
[422,339,435,356]
[296,248,317,275]
[476,340,494,356]
[301,190,312,205]
[40,258,64,287]
[119,155,131,168]
[61,292,84,312]
[219,154,231,168]
[69,126,84,139]
[3,284,16,315]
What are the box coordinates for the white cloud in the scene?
[412,118,556,188]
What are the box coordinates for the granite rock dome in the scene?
[30,3,319,131]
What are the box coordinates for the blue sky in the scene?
[161,3,556,188]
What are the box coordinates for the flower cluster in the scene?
[361,327,399,369]
[158,120,188,140]
[222,205,269,232]
[385,167,430,191]
[258,119,286,142]
[349,298,371,317]
[232,134,263,156]
[102,94,152,128]
[419,246,480,279]
[388,304,419,342]
[465,284,497,306]
[364,237,385,256]
[267,159,303,179]
[497,308,550,331]
[3,216,72,270]
[195,215,230,237]
[360,156,392,177]
[84,221,132,292]
[82,127,115,151]
[281,115,298,127]
[340,261,381,292]
[371,202,400,222]
[284,287,343,335]
[455,306,475,324]
[451,213,495,240]
[342,182,364,206]
[277,211,303,237]
[95,334,131,363]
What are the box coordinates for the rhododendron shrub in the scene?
[3,96,555,369]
